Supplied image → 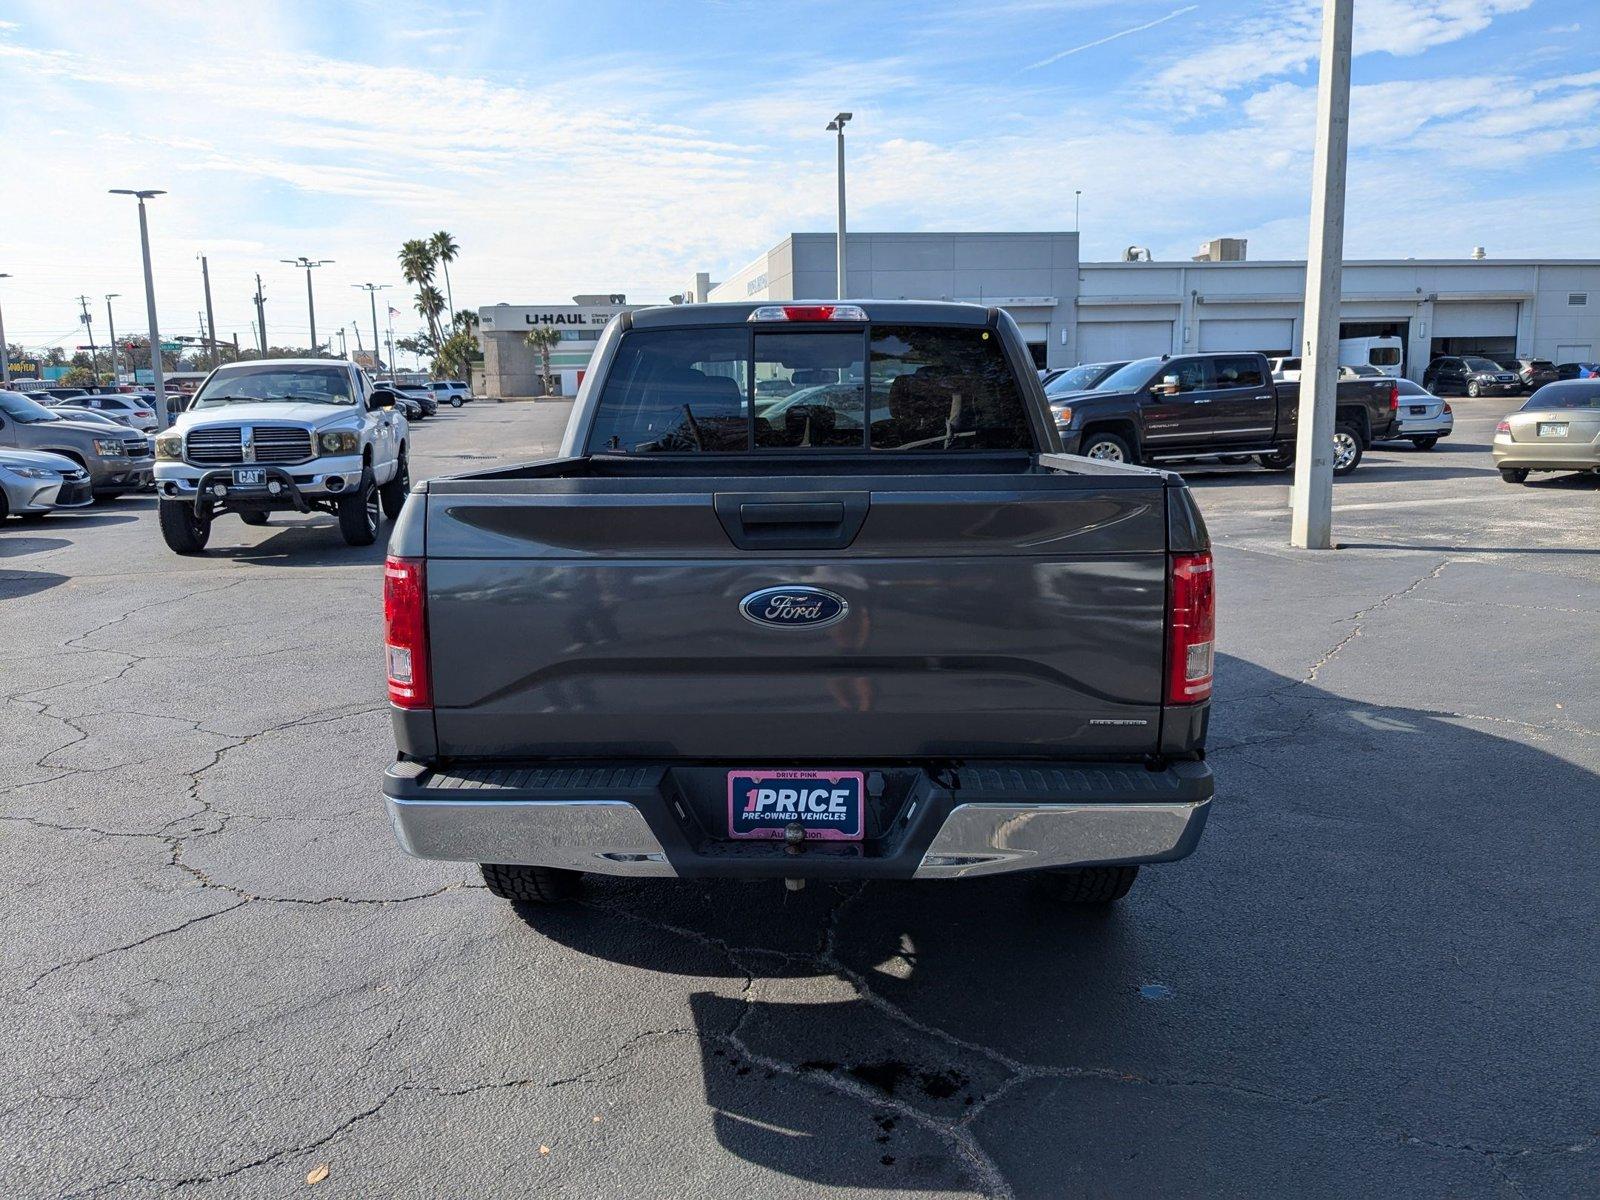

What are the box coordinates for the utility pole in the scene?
[253,274,268,353]
[827,112,852,299]
[231,333,240,361]
[353,322,365,359]
[336,328,347,359]
[104,294,121,383]
[353,284,389,378]
[282,257,332,353]
[76,295,100,380]
[0,273,11,385]
[199,254,220,369]
[109,189,169,428]
[1290,0,1353,551]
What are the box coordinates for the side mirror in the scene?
[368,390,394,412]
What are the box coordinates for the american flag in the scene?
[387,305,399,316]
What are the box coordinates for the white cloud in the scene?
[1024,5,1199,70]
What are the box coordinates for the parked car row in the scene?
[0,390,154,512]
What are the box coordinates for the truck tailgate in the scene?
[422,469,1171,760]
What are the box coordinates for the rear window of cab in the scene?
[585,324,1033,454]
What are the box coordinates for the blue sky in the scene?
[0,0,1596,352]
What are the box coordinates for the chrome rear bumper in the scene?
[912,799,1209,878]
[384,759,1212,881]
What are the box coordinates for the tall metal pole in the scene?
[111,190,169,429]
[0,274,11,385]
[1290,0,1353,550]
[254,274,268,353]
[827,112,852,299]
[283,258,332,354]
[1074,190,1082,233]
[76,296,99,381]
[105,294,121,384]
[354,284,389,377]
[199,255,219,368]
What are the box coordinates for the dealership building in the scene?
[691,232,1600,382]
[475,234,1599,395]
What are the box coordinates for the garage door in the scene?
[1197,318,1294,353]
[1433,301,1520,338]
[1077,320,1172,363]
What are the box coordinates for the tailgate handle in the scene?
[714,492,870,550]
[739,501,845,526]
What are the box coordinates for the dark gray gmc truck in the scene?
[382,301,1215,908]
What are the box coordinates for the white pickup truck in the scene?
[153,359,410,554]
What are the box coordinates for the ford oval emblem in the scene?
[740,585,849,630]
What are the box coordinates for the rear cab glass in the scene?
[585,321,1033,454]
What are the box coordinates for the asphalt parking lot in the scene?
[3,395,1596,1199]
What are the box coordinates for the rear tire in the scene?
[480,863,582,904]
[1332,423,1363,476]
[380,450,410,520]
[1079,430,1133,464]
[1467,381,1481,398]
[238,511,269,526]
[337,470,381,547]
[1500,468,1529,484]
[1042,865,1139,904]
[158,499,211,554]
[451,396,464,408]
[1410,436,1438,451]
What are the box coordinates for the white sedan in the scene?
[1390,379,1453,450]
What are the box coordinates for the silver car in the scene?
[1391,379,1453,450]
[0,449,95,519]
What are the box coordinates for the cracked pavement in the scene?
[2,396,1596,1198]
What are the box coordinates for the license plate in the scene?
[1538,423,1568,438]
[1409,406,1428,415]
[232,467,267,486]
[727,769,865,841]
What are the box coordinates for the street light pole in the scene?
[354,284,389,378]
[826,112,852,299]
[0,273,11,385]
[283,257,332,354]
[1290,0,1354,551]
[109,189,169,429]
[199,255,219,369]
[105,294,121,384]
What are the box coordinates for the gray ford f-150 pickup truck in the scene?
[382,301,1216,908]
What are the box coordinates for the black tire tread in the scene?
[158,499,210,554]
[337,470,379,547]
[480,863,581,903]
[1044,865,1139,904]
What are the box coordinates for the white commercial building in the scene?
[692,233,1600,381]
[477,295,639,397]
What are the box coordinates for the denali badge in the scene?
[740,586,849,629]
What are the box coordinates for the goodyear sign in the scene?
[4,357,41,379]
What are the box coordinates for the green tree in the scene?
[398,238,442,347]
[524,326,562,395]
[451,309,479,335]
[434,329,479,383]
[61,365,96,386]
[414,285,446,351]
[429,231,459,321]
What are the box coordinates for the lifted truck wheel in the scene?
[238,511,269,526]
[480,863,581,904]
[337,470,381,546]
[158,499,211,554]
[380,450,410,520]
[1041,865,1139,904]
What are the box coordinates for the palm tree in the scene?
[415,285,446,349]
[524,326,562,395]
[452,309,479,335]
[429,231,459,320]
[397,238,435,289]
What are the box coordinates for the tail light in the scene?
[1442,403,1452,414]
[1496,420,1511,434]
[1166,552,1215,705]
[1388,382,1399,411]
[384,556,431,709]
[748,304,868,323]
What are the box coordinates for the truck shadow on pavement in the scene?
[201,522,391,566]
[519,655,1599,1197]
